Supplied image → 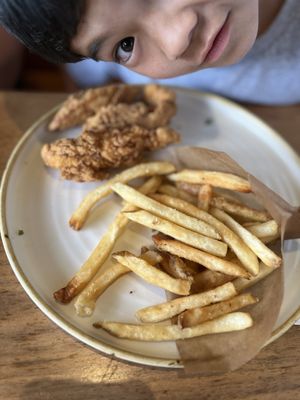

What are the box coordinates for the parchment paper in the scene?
[172,147,300,375]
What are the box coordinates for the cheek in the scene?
[131,37,198,79]
[132,60,195,79]
[233,0,259,41]
[216,2,259,66]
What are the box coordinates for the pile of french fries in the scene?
[54,161,282,342]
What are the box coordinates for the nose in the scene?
[145,10,198,61]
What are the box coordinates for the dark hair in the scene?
[0,0,85,63]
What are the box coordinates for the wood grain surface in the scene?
[1,91,300,400]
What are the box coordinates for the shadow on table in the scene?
[21,378,154,400]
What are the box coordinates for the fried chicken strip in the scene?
[48,84,176,132]
[41,125,180,182]
[44,84,178,181]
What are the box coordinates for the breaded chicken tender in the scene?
[42,84,179,181]
[42,123,180,182]
[48,84,176,131]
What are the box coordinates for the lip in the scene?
[202,14,231,65]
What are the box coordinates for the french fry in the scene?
[242,222,261,227]
[75,262,130,316]
[168,170,251,193]
[245,220,279,238]
[93,312,253,341]
[191,270,234,293]
[211,208,282,269]
[179,294,258,327]
[158,183,197,204]
[152,235,250,279]
[74,248,162,317]
[139,248,163,266]
[233,262,276,292]
[151,194,259,276]
[197,184,213,211]
[136,282,237,323]
[60,162,282,343]
[160,253,198,280]
[69,161,176,230]
[54,213,128,303]
[212,188,244,204]
[113,251,191,295]
[176,181,202,196]
[125,211,227,257]
[112,182,220,239]
[54,176,162,304]
[261,233,281,244]
[211,195,270,222]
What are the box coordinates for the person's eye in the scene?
[115,37,135,63]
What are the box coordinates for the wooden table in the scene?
[1,91,300,400]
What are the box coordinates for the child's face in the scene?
[72,0,259,78]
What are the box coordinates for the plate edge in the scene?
[1,89,300,368]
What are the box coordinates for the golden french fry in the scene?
[94,312,253,341]
[168,170,251,193]
[242,222,260,227]
[233,262,276,292]
[74,248,162,317]
[151,194,259,276]
[211,195,270,222]
[160,253,198,280]
[112,182,220,239]
[69,162,176,230]
[191,269,234,293]
[113,251,191,295]
[136,282,237,323]
[125,210,227,257]
[152,235,250,279]
[212,189,243,204]
[261,233,281,244]
[54,213,129,304]
[139,249,163,266]
[179,293,258,327]
[157,184,196,204]
[176,181,201,196]
[197,184,213,211]
[211,208,282,269]
[75,262,130,316]
[245,220,279,238]
[54,176,162,304]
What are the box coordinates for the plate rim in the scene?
[1,87,300,368]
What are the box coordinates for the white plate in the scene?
[1,88,300,368]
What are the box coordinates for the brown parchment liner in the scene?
[170,147,300,375]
